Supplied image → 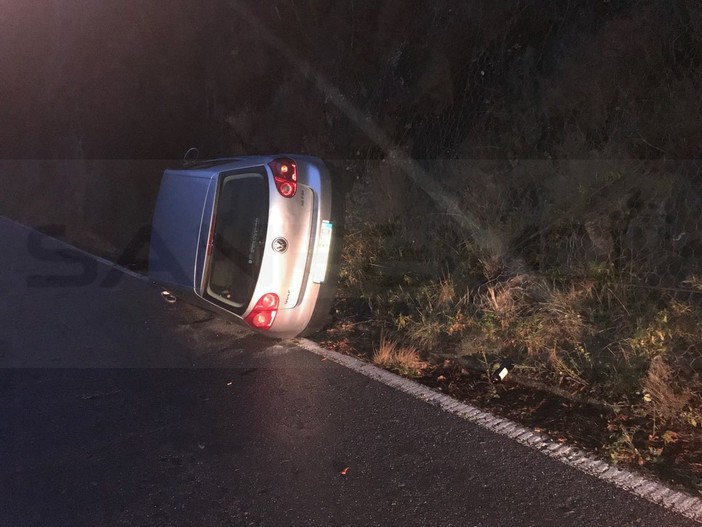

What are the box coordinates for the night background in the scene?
[7,0,697,161]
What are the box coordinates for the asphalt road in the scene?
[0,217,698,527]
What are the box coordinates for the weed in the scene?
[606,423,644,466]
[373,336,426,377]
[642,355,691,425]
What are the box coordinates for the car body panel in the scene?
[148,155,341,338]
[256,180,315,310]
[149,169,215,294]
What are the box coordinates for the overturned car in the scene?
[149,155,343,338]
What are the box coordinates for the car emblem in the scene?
[272,237,288,253]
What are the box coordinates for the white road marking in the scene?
[297,338,702,524]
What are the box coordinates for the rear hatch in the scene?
[258,178,316,310]
[202,163,316,315]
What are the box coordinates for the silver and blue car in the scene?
[149,155,342,338]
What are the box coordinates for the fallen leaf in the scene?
[662,430,679,444]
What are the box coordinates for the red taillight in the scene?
[244,293,280,330]
[269,158,297,198]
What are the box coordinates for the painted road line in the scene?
[297,337,702,525]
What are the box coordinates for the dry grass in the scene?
[683,275,702,292]
[373,336,426,377]
[643,355,691,425]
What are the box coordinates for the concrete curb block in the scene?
[297,338,702,524]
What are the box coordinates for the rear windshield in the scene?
[205,169,268,314]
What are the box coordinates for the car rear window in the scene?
[205,169,269,314]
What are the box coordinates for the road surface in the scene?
[0,217,698,527]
